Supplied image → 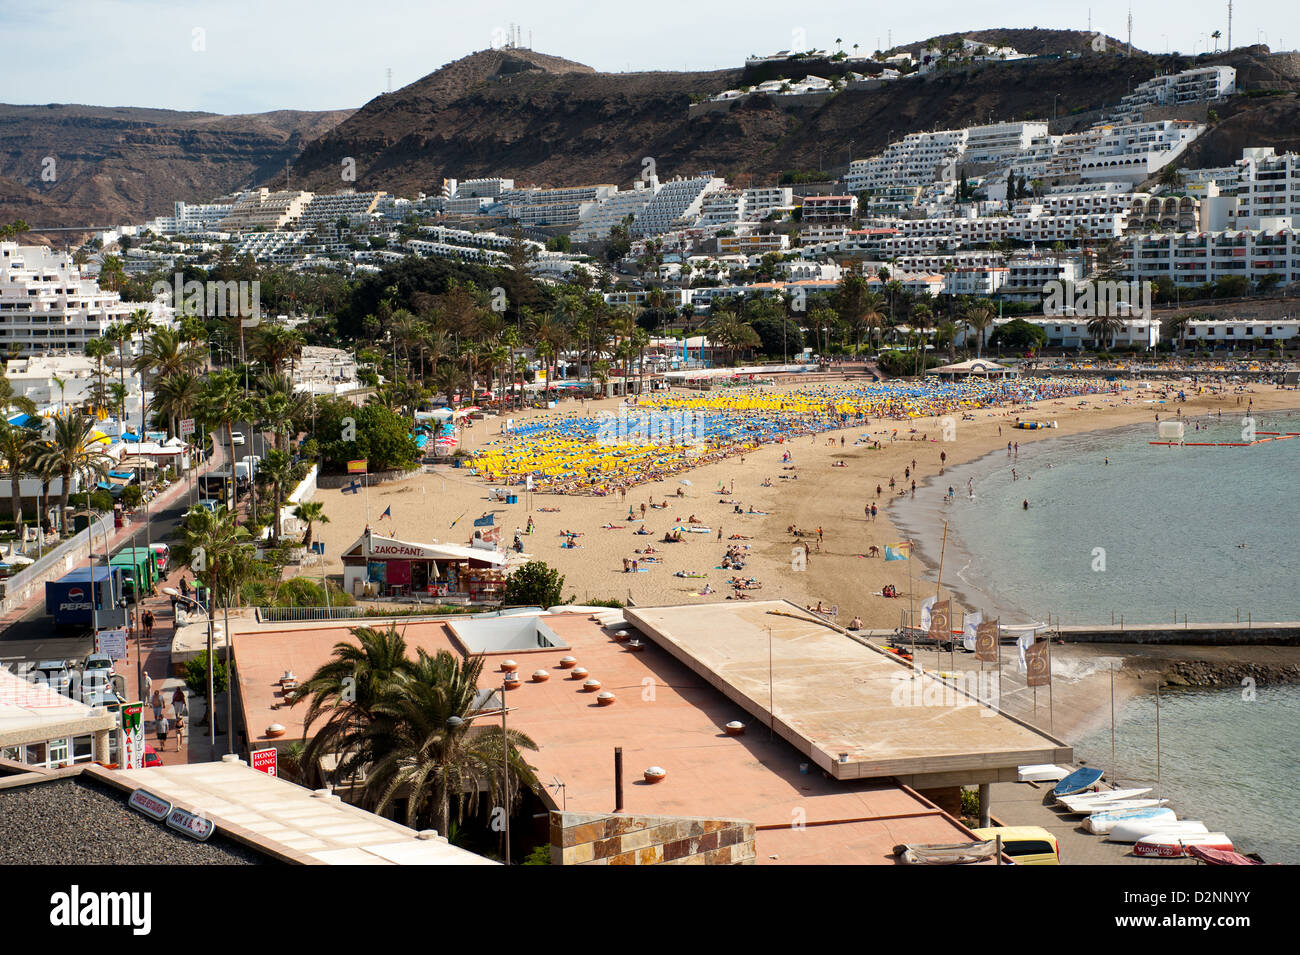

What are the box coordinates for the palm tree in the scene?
[0,377,38,418]
[293,500,330,552]
[127,308,154,437]
[289,625,415,791]
[259,449,293,545]
[32,412,112,536]
[363,649,539,837]
[199,371,250,519]
[106,321,131,428]
[182,503,250,737]
[84,337,115,413]
[151,370,202,439]
[0,421,37,544]
[1087,315,1124,351]
[964,302,996,358]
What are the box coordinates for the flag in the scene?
[928,599,951,639]
[1025,638,1051,687]
[473,513,495,528]
[479,525,500,543]
[347,459,368,474]
[975,618,999,663]
[380,506,392,520]
[884,545,909,561]
[1017,632,1036,673]
[342,479,362,495]
[919,595,936,632]
[525,473,534,491]
[962,610,982,653]
[449,512,465,528]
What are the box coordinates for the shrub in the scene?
[184,653,228,701]
[503,560,567,608]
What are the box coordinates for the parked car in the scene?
[970,826,1060,865]
[83,652,117,680]
[230,431,246,446]
[143,745,164,768]
[31,660,72,695]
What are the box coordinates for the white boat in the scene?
[1084,806,1175,835]
[1109,820,1209,844]
[1018,764,1070,783]
[1060,797,1169,815]
[1055,787,1151,808]
[1133,832,1234,858]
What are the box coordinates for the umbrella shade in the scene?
[117,456,158,469]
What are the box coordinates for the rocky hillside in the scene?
[292,42,1300,196]
[0,104,352,234]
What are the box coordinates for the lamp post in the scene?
[447,681,514,863]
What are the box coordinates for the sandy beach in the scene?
[309,377,1300,744]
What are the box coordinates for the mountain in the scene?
[290,41,1300,198]
[0,104,353,235]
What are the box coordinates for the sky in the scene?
[0,0,1290,114]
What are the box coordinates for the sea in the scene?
[893,404,1300,865]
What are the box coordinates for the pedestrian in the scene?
[142,609,154,640]
[179,577,190,598]
[172,686,187,719]
[174,713,185,752]
[157,715,169,749]
[150,689,163,724]
[143,669,153,701]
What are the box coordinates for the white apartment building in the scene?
[963,122,1049,165]
[846,129,968,194]
[1110,66,1236,121]
[1079,121,1204,185]
[148,201,234,235]
[1231,148,1300,228]
[417,226,544,254]
[0,243,172,356]
[941,266,1009,296]
[449,178,514,199]
[219,189,314,231]
[1002,255,1085,297]
[231,231,311,263]
[957,316,1160,349]
[4,354,146,418]
[501,185,618,228]
[405,239,509,266]
[776,260,842,281]
[873,209,1126,244]
[717,233,790,256]
[571,182,657,242]
[1125,228,1300,286]
[743,186,794,219]
[696,189,747,229]
[1182,319,1300,346]
[296,191,387,232]
[632,176,726,237]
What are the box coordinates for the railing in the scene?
[254,606,366,623]
[0,510,115,611]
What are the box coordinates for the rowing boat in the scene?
[1133,832,1234,858]
[1109,819,1208,844]
[1054,787,1151,808]
[1059,797,1169,815]
[1083,806,1176,835]
[1051,766,1105,797]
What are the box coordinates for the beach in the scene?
[310,378,1299,743]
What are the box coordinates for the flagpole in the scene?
[907,537,915,661]
[1048,625,1054,736]
[1110,661,1116,781]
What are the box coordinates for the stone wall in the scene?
[549,810,756,865]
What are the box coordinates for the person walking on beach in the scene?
[870,503,877,521]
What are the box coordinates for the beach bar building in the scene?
[341,528,508,602]
[929,359,1017,381]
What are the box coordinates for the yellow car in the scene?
[971,826,1060,865]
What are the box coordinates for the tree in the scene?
[502,560,567,607]
[293,500,330,551]
[184,653,228,714]
[0,421,38,543]
[964,302,996,358]
[989,319,1048,352]
[363,649,539,838]
[33,413,113,536]
[289,625,414,791]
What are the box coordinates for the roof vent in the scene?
[266,723,286,738]
[582,678,602,692]
[724,721,745,736]
[613,630,631,642]
[557,656,578,669]
[597,691,616,706]
[504,672,521,688]
[570,667,589,680]
[416,829,443,841]
[626,639,646,652]
[531,669,550,683]
[644,766,666,782]
[500,659,519,673]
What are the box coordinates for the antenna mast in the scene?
[1127,7,1133,56]
[1228,0,1233,51]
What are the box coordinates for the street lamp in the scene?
[446,681,514,863]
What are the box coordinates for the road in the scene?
[0,432,237,668]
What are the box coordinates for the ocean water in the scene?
[893,406,1300,863]
[895,408,1300,626]
[1074,684,1300,864]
